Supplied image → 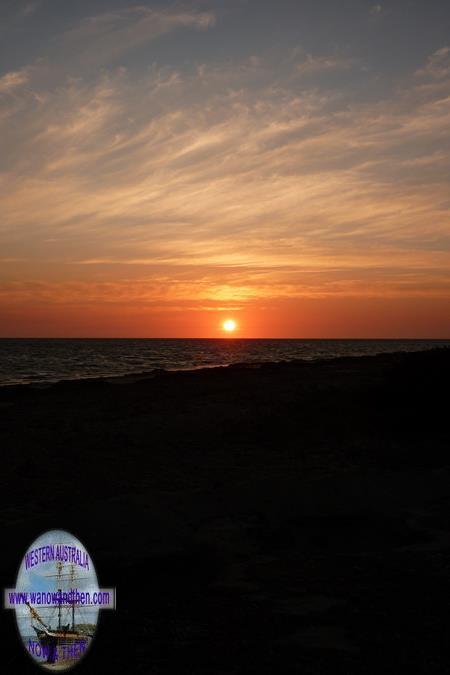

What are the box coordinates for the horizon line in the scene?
[1,336,449,341]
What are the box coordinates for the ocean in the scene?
[0,338,449,387]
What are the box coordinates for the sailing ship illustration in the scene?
[25,560,96,667]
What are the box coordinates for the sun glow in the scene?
[223,319,237,333]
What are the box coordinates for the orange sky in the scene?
[1,2,449,337]
[1,295,449,338]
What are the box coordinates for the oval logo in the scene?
[14,530,99,670]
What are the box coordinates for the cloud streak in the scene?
[61,6,216,65]
[296,54,357,76]
[416,46,450,80]
[0,69,29,93]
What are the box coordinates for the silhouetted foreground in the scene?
[1,348,450,673]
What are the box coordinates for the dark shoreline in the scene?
[1,338,448,389]
[1,343,449,391]
[2,347,450,672]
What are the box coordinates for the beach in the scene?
[2,347,450,673]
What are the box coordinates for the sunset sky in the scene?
[1,0,449,337]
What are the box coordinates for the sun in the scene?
[222,319,237,333]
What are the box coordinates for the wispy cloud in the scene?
[296,54,356,76]
[0,44,449,318]
[415,46,450,80]
[61,6,216,65]
[0,69,29,94]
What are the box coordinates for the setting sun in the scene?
[223,319,237,333]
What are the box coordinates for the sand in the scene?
[1,347,450,673]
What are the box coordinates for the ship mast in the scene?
[70,563,75,631]
[58,588,62,630]
[57,561,62,630]
[41,550,91,635]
